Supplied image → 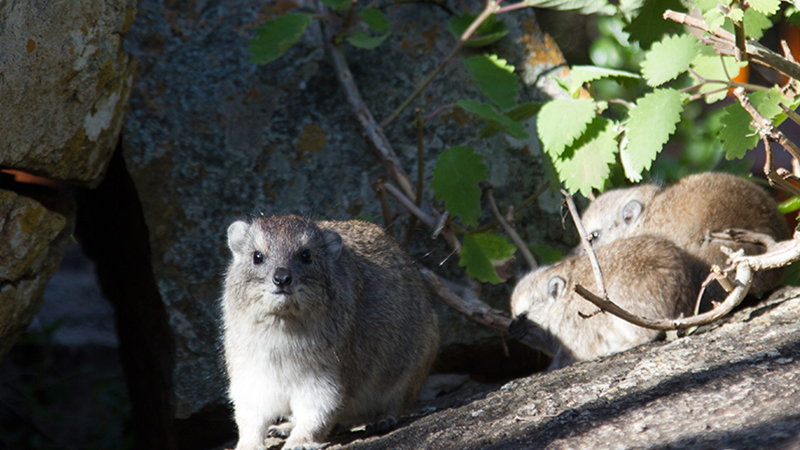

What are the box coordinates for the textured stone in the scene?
[0,188,73,361]
[0,0,137,186]
[122,1,574,420]
[322,287,800,450]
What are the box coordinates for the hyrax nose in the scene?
[272,267,292,287]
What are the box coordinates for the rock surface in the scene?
[229,287,800,450]
[0,0,137,186]
[121,0,572,421]
[0,186,74,361]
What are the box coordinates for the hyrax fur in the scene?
[511,236,699,370]
[222,215,439,450]
[579,172,791,292]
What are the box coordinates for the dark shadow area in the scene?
[74,148,178,450]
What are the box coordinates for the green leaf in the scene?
[703,7,726,32]
[787,6,800,27]
[319,0,349,10]
[719,102,758,160]
[726,7,744,23]
[640,33,697,87]
[504,102,544,122]
[529,245,564,266]
[624,0,685,48]
[463,55,520,110]
[569,65,640,94]
[743,8,772,40]
[748,0,780,16]
[360,8,390,32]
[690,47,748,103]
[431,146,488,226]
[554,117,619,196]
[248,13,313,65]
[346,31,390,49]
[457,100,529,139]
[622,88,685,181]
[750,88,800,127]
[460,233,517,284]
[779,196,800,214]
[521,0,617,15]
[447,13,509,47]
[536,98,596,159]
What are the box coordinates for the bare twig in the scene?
[375,178,393,232]
[723,240,800,272]
[418,266,511,332]
[574,260,753,330]
[779,102,800,127]
[383,182,436,230]
[664,10,800,81]
[560,189,609,300]
[486,188,537,270]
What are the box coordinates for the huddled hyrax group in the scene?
[222,215,438,450]
[511,172,790,370]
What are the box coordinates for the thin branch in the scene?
[418,266,511,333]
[723,239,800,272]
[486,187,538,270]
[779,102,800,127]
[574,260,753,330]
[383,182,436,229]
[561,189,609,300]
[324,23,417,200]
[471,181,550,234]
[375,178,393,232]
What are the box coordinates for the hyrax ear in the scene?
[322,229,343,260]
[547,276,566,302]
[227,221,249,255]
[621,200,642,226]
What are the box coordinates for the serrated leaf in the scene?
[787,6,800,27]
[748,0,780,16]
[640,33,697,87]
[704,7,726,32]
[460,233,517,284]
[521,0,617,15]
[464,55,520,110]
[743,8,772,40]
[690,47,748,103]
[569,65,640,94]
[320,0,350,11]
[624,0,685,48]
[536,98,596,159]
[553,117,619,196]
[457,100,529,139]
[750,88,800,128]
[346,31,390,49]
[447,13,509,47]
[726,8,744,23]
[431,146,488,226]
[719,103,758,160]
[248,13,313,65]
[622,89,685,180]
[360,8,390,32]
[504,102,544,122]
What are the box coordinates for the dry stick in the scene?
[405,108,425,237]
[574,261,752,331]
[375,178,393,232]
[664,10,800,81]
[560,189,608,300]
[486,188,538,270]
[418,266,511,333]
[383,182,436,230]
[471,181,550,234]
[780,102,800,127]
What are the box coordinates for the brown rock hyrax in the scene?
[222,215,439,450]
[511,236,699,370]
[579,172,791,292]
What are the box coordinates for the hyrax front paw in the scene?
[267,422,294,438]
[282,436,325,450]
[365,415,397,435]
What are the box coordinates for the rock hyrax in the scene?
[579,172,791,292]
[222,215,439,450]
[511,236,699,370]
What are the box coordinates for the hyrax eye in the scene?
[253,251,265,265]
[300,249,313,264]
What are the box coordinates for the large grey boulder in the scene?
[0,0,137,186]
[122,0,572,422]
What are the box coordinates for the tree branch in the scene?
[560,189,608,300]
[486,188,537,270]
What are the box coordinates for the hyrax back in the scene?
[511,236,698,370]
[580,172,791,292]
[222,215,439,450]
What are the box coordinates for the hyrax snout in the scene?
[579,172,791,292]
[511,236,700,370]
[222,215,439,450]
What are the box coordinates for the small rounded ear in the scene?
[227,221,249,255]
[547,276,566,302]
[621,200,642,226]
[322,229,343,260]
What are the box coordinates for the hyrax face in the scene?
[226,215,343,318]
[510,263,572,336]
